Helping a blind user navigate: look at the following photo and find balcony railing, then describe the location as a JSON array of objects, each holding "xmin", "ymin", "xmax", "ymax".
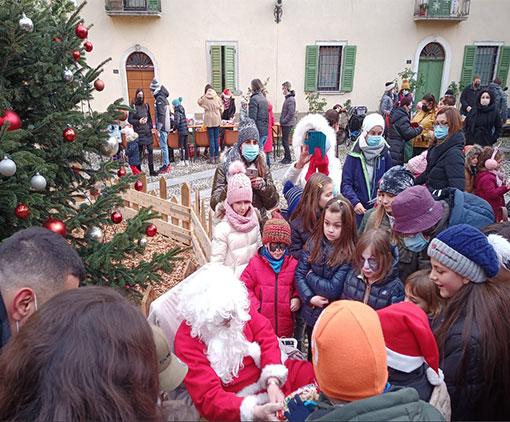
[
  {"xmin": 105, "ymin": 0, "xmax": 161, "ymax": 16},
  {"xmin": 414, "ymin": 0, "xmax": 470, "ymax": 21}
]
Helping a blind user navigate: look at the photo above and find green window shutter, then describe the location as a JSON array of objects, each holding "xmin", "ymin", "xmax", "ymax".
[
  {"xmin": 460, "ymin": 45, "xmax": 476, "ymax": 90},
  {"xmin": 147, "ymin": 0, "xmax": 160, "ymax": 12},
  {"xmin": 496, "ymin": 46, "xmax": 510, "ymax": 88},
  {"xmin": 341, "ymin": 45, "xmax": 357, "ymax": 92},
  {"xmin": 304, "ymin": 45, "xmax": 318, "ymax": 92},
  {"xmin": 210, "ymin": 46, "xmax": 222, "ymax": 94},
  {"xmin": 224, "ymin": 46, "xmax": 236, "ymax": 91}
]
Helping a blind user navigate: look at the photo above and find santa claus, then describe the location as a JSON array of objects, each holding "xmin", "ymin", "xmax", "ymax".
[{"xmin": 174, "ymin": 264, "xmax": 315, "ymax": 421}]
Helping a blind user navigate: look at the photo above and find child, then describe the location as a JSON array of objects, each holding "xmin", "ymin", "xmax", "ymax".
[
  {"xmin": 172, "ymin": 97, "xmax": 190, "ymax": 166},
  {"xmin": 121, "ymin": 125, "xmax": 141, "ymax": 175},
  {"xmin": 240, "ymin": 218, "xmax": 300, "ymax": 338},
  {"xmin": 342, "ymin": 228, "xmax": 404, "ymax": 310},
  {"xmin": 474, "ymin": 146, "xmax": 510, "ymax": 222},
  {"xmin": 405, "ymin": 150, "xmax": 427, "ymax": 178},
  {"xmin": 289, "ymin": 173, "xmax": 333, "ymax": 260},
  {"xmin": 282, "ymin": 181, "xmax": 303, "ymax": 221},
  {"xmin": 464, "ymin": 144, "xmax": 482, "ymax": 193},
  {"xmin": 295, "ymin": 196, "xmax": 356, "ymax": 360},
  {"xmin": 405, "ymin": 269, "xmax": 443, "ymax": 324},
  {"xmin": 377, "ymin": 302, "xmax": 451, "ymax": 419},
  {"xmin": 210, "ymin": 161, "xmax": 261, "ymax": 277}
]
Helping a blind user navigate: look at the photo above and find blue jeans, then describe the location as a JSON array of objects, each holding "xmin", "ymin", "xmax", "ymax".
[
  {"xmin": 259, "ymin": 134, "xmax": 268, "ymax": 151},
  {"xmin": 207, "ymin": 126, "xmax": 220, "ymax": 158},
  {"xmin": 159, "ymin": 130, "xmax": 169, "ymax": 166}
]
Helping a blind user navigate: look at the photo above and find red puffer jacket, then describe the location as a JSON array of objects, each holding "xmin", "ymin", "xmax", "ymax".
[
  {"xmin": 474, "ymin": 170, "xmax": 510, "ymax": 222},
  {"xmin": 240, "ymin": 251, "xmax": 299, "ymax": 338}
]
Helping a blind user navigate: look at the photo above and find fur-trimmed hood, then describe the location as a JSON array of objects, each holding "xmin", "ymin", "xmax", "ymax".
[{"xmin": 292, "ymin": 113, "xmax": 337, "ymax": 160}]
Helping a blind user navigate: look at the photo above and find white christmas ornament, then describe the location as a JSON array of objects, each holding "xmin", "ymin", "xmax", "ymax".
[
  {"xmin": 0, "ymin": 157, "xmax": 16, "ymax": 177},
  {"xmin": 86, "ymin": 226, "xmax": 104, "ymax": 242},
  {"xmin": 63, "ymin": 68, "xmax": 74, "ymax": 82},
  {"xmin": 138, "ymin": 235, "xmax": 148, "ymax": 248},
  {"xmin": 19, "ymin": 13, "xmax": 34, "ymax": 32},
  {"xmin": 31, "ymin": 172, "xmax": 47, "ymax": 191},
  {"xmin": 101, "ymin": 136, "xmax": 119, "ymax": 157}
]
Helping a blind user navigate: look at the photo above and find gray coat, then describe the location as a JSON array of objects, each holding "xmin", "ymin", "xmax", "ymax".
[
  {"xmin": 248, "ymin": 92, "xmax": 269, "ymax": 137},
  {"xmin": 489, "ymin": 82, "xmax": 508, "ymax": 124},
  {"xmin": 280, "ymin": 91, "xmax": 297, "ymax": 126}
]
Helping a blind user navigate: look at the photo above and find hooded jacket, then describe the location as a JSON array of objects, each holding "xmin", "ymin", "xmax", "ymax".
[
  {"xmin": 465, "ymin": 91, "xmax": 502, "ymax": 146},
  {"xmin": 173, "ymin": 104, "xmax": 188, "ymax": 135},
  {"xmin": 415, "ymin": 131, "xmax": 465, "ymax": 191},
  {"xmin": 387, "ymin": 106, "xmax": 423, "ymax": 165},
  {"xmin": 248, "ymin": 91, "xmax": 269, "ymax": 137},
  {"xmin": 128, "ymin": 100, "xmax": 153, "ymax": 145},
  {"xmin": 280, "ymin": 91, "xmax": 297, "ymax": 126},
  {"xmin": 154, "ymin": 86, "xmax": 171, "ymax": 132},
  {"xmin": 474, "ymin": 170, "xmax": 510, "ymax": 222},
  {"xmin": 198, "ymin": 89, "xmax": 224, "ymax": 127}
]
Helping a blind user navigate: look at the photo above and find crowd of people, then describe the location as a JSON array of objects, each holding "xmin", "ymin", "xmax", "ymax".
[{"xmin": 1, "ymin": 74, "xmax": 510, "ymax": 422}]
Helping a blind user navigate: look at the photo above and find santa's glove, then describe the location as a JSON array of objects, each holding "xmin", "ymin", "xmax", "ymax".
[{"xmin": 284, "ymin": 396, "xmax": 314, "ymax": 422}]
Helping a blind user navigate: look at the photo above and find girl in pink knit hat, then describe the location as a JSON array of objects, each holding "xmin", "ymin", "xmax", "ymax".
[{"xmin": 210, "ymin": 161, "xmax": 262, "ymax": 277}]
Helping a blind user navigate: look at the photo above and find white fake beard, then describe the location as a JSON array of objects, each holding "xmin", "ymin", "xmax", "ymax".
[{"xmin": 202, "ymin": 317, "xmax": 251, "ymax": 384}]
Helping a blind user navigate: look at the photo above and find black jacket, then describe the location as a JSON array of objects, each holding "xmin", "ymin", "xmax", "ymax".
[
  {"xmin": 173, "ymin": 104, "xmax": 188, "ymax": 135},
  {"xmin": 289, "ymin": 214, "xmax": 317, "ymax": 260},
  {"xmin": 341, "ymin": 247, "xmax": 404, "ymax": 310},
  {"xmin": 154, "ymin": 86, "xmax": 171, "ymax": 132},
  {"xmin": 415, "ymin": 131, "xmax": 465, "ymax": 191},
  {"xmin": 221, "ymin": 98, "xmax": 236, "ymax": 121},
  {"xmin": 128, "ymin": 102, "xmax": 153, "ymax": 145},
  {"xmin": 295, "ymin": 237, "xmax": 351, "ymax": 326},
  {"xmin": 387, "ymin": 107, "xmax": 423, "ymax": 165},
  {"xmin": 388, "ymin": 365, "xmax": 433, "ymax": 403},
  {"xmin": 464, "ymin": 103, "xmax": 502, "ymax": 146},
  {"xmin": 248, "ymin": 92, "xmax": 269, "ymax": 137},
  {"xmin": 460, "ymin": 84, "xmax": 479, "ymax": 116},
  {"xmin": 280, "ymin": 91, "xmax": 297, "ymax": 126}
]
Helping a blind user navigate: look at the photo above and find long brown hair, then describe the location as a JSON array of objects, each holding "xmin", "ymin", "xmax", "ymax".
[
  {"xmin": 291, "ymin": 173, "xmax": 333, "ymax": 234},
  {"xmin": 354, "ymin": 229, "xmax": 393, "ymax": 283},
  {"xmin": 308, "ymin": 196, "xmax": 357, "ymax": 267},
  {"xmin": 436, "ymin": 106, "xmax": 462, "ymax": 140},
  {"xmin": 0, "ymin": 287, "xmax": 160, "ymax": 421},
  {"xmin": 477, "ymin": 145, "xmax": 504, "ymax": 171},
  {"xmin": 435, "ymin": 281, "xmax": 510, "ymax": 398},
  {"xmin": 405, "ymin": 269, "xmax": 443, "ymax": 318}
]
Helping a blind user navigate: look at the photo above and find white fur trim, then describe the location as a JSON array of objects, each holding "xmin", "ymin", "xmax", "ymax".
[
  {"xmin": 291, "ymin": 114, "xmax": 337, "ymax": 160},
  {"xmin": 426, "ymin": 367, "xmax": 443, "ymax": 386},
  {"xmin": 236, "ymin": 382, "xmax": 262, "ymax": 397},
  {"xmin": 248, "ymin": 342, "xmax": 261, "ymax": 368},
  {"xmin": 240, "ymin": 395, "xmax": 258, "ymax": 421},
  {"xmin": 386, "ymin": 347, "xmax": 424, "ymax": 373},
  {"xmin": 487, "ymin": 234, "xmax": 510, "ymax": 267},
  {"xmin": 259, "ymin": 364, "xmax": 288, "ymax": 388}
]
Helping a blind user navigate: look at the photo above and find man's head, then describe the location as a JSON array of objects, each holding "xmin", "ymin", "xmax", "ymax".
[
  {"xmin": 282, "ymin": 81, "xmax": 291, "ymax": 96},
  {"xmin": 473, "ymin": 75, "xmax": 481, "ymax": 89},
  {"xmin": 0, "ymin": 227, "xmax": 84, "ymax": 336}
]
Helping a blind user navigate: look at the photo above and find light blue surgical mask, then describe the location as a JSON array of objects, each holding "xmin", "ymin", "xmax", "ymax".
[
  {"xmin": 367, "ymin": 135, "xmax": 383, "ymax": 147},
  {"xmin": 434, "ymin": 125, "xmax": 449, "ymax": 140},
  {"xmin": 403, "ymin": 233, "xmax": 428, "ymax": 252},
  {"xmin": 241, "ymin": 144, "xmax": 259, "ymax": 162}
]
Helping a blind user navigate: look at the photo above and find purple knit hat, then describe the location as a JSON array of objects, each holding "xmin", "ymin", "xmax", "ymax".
[{"xmin": 392, "ymin": 186, "xmax": 444, "ymax": 235}]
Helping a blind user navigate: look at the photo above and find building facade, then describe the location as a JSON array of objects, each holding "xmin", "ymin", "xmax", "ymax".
[{"xmin": 82, "ymin": 0, "xmax": 510, "ymax": 115}]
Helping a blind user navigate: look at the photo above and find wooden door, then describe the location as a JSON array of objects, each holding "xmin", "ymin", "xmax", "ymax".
[
  {"xmin": 126, "ymin": 52, "xmax": 155, "ymax": 121},
  {"xmin": 416, "ymin": 43, "xmax": 445, "ymax": 103}
]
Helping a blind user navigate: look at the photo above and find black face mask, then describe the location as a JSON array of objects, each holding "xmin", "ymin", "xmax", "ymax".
[
  {"xmin": 135, "ymin": 96, "xmax": 144, "ymax": 105},
  {"xmin": 474, "ymin": 82, "xmax": 481, "ymax": 89},
  {"xmin": 422, "ymin": 105, "xmax": 429, "ymax": 113}
]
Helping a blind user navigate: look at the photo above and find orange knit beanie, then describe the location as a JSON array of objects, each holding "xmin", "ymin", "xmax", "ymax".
[{"xmin": 311, "ymin": 300, "xmax": 388, "ymax": 402}]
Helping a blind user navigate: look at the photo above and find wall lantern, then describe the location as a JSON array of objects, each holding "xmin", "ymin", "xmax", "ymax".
[{"xmin": 274, "ymin": 0, "xmax": 283, "ymax": 23}]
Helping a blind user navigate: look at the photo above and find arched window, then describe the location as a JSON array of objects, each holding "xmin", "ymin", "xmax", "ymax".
[
  {"xmin": 125, "ymin": 51, "xmax": 155, "ymax": 116},
  {"xmin": 126, "ymin": 52, "xmax": 154, "ymax": 69},
  {"xmin": 420, "ymin": 42, "xmax": 445, "ymax": 60}
]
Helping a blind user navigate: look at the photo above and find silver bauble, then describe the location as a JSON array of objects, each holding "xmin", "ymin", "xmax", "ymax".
[
  {"xmin": 138, "ymin": 235, "xmax": 148, "ymax": 248},
  {"xmin": 19, "ymin": 13, "xmax": 34, "ymax": 32},
  {"xmin": 0, "ymin": 157, "xmax": 16, "ymax": 177},
  {"xmin": 85, "ymin": 226, "xmax": 104, "ymax": 242},
  {"xmin": 30, "ymin": 172, "xmax": 47, "ymax": 191},
  {"xmin": 101, "ymin": 136, "xmax": 119, "ymax": 157},
  {"xmin": 63, "ymin": 68, "xmax": 74, "ymax": 82}
]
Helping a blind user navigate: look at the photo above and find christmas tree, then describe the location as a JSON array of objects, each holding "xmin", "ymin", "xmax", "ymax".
[{"xmin": 0, "ymin": 0, "xmax": 180, "ymax": 291}]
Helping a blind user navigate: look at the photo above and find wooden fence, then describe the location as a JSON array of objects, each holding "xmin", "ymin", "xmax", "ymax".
[{"xmin": 120, "ymin": 175, "xmax": 213, "ymax": 266}]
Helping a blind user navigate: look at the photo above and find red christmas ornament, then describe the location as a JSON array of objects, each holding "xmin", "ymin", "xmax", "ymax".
[
  {"xmin": 134, "ymin": 180, "xmax": 144, "ymax": 191},
  {"xmin": 43, "ymin": 218, "xmax": 67, "ymax": 237},
  {"xmin": 72, "ymin": 50, "xmax": 81, "ymax": 61},
  {"xmin": 75, "ymin": 23, "xmax": 88, "ymax": 39},
  {"xmin": 83, "ymin": 40, "xmax": 93, "ymax": 52},
  {"xmin": 15, "ymin": 203, "xmax": 30, "ymax": 219},
  {"xmin": 145, "ymin": 223, "xmax": 157, "ymax": 237},
  {"xmin": 94, "ymin": 79, "xmax": 105, "ymax": 91},
  {"xmin": 0, "ymin": 110, "xmax": 22, "ymax": 131},
  {"xmin": 117, "ymin": 167, "xmax": 126, "ymax": 177},
  {"xmin": 111, "ymin": 211, "xmax": 123, "ymax": 224},
  {"xmin": 63, "ymin": 127, "xmax": 76, "ymax": 142}
]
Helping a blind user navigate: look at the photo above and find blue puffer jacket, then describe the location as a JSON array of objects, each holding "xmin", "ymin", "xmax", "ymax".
[
  {"xmin": 341, "ymin": 247, "xmax": 404, "ymax": 310},
  {"xmin": 432, "ymin": 188, "xmax": 495, "ymax": 228},
  {"xmin": 289, "ymin": 215, "xmax": 314, "ymax": 260},
  {"xmin": 295, "ymin": 237, "xmax": 352, "ymax": 327},
  {"xmin": 341, "ymin": 141, "xmax": 393, "ymax": 225}
]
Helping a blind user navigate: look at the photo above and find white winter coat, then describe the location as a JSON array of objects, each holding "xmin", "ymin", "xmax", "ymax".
[
  {"xmin": 283, "ymin": 113, "xmax": 342, "ymax": 193},
  {"xmin": 210, "ymin": 203, "xmax": 262, "ymax": 278}
]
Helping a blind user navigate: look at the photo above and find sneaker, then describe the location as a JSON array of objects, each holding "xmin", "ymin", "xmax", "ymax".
[
  {"xmin": 158, "ymin": 165, "xmax": 167, "ymax": 173},
  {"xmin": 280, "ymin": 158, "xmax": 292, "ymax": 164},
  {"xmin": 185, "ymin": 160, "xmax": 191, "ymax": 166},
  {"xmin": 160, "ymin": 165, "xmax": 172, "ymax": 174},
  {"xmin": 149, "ymin": 170, "xmax": 159, "ymax": 177},
  {"xmin": 176, "ymin": 161, "xmax": 186, "ymax": 167}
]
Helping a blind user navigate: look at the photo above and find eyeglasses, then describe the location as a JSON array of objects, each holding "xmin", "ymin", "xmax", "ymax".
[{"xmin": 269, "ymin": 243, "xmax": 287, "ymax": 252}]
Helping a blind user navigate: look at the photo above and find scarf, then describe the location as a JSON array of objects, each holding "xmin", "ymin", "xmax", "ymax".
[
  {"xmin": 262, "ymin": 246, "xmax": 286, "ymax": 274},
  {"xmin": 224, "ymin": 201, "xmax": 258, "ymax": 233},
  {"xmin": 358, "ymin": 134, "xmax": 385, "ymax": 183},
  {"xmin": 223, "ymin": 97, "xmax": 232, "ymax": 110}
]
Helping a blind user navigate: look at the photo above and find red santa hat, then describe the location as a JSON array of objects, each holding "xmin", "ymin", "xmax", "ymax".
[{"xmin": 377, "ymin": 302, "xmax": 439, "ymax": 375}]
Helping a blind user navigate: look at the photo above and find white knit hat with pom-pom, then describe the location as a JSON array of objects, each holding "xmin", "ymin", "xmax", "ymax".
[{"xmin": 226, "ymin": 161, "xmax": 253, "ymax": 205}]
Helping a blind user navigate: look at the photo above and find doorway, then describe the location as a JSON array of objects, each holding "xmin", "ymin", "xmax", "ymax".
[
  {"xmin": 416, "ymin": 42, "xmax": 445, "ymax": 103},
  {"xmin": 125, "ymin": 52, "xmax": 155, "ymax": 119}
]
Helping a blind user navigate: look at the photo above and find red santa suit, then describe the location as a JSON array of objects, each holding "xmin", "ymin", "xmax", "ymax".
[{"xmin": 174, "ymin": 308, "xmax": 315, "ymax": 421}]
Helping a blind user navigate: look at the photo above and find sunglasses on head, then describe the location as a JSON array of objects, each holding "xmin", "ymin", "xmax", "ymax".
[{"xmin": 269, "ymin": 243, "xmax": 287, "ymax": 252}]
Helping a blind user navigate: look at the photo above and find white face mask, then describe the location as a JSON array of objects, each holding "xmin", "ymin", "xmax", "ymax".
[{"xmin": 480, "ymin": 98, "xmax": 490, "ymax": 106}]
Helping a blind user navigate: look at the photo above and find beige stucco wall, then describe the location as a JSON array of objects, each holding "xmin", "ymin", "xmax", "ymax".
[{"xmin": 82, "ymin": 0, "xmax": 510, "ymax": 114}]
